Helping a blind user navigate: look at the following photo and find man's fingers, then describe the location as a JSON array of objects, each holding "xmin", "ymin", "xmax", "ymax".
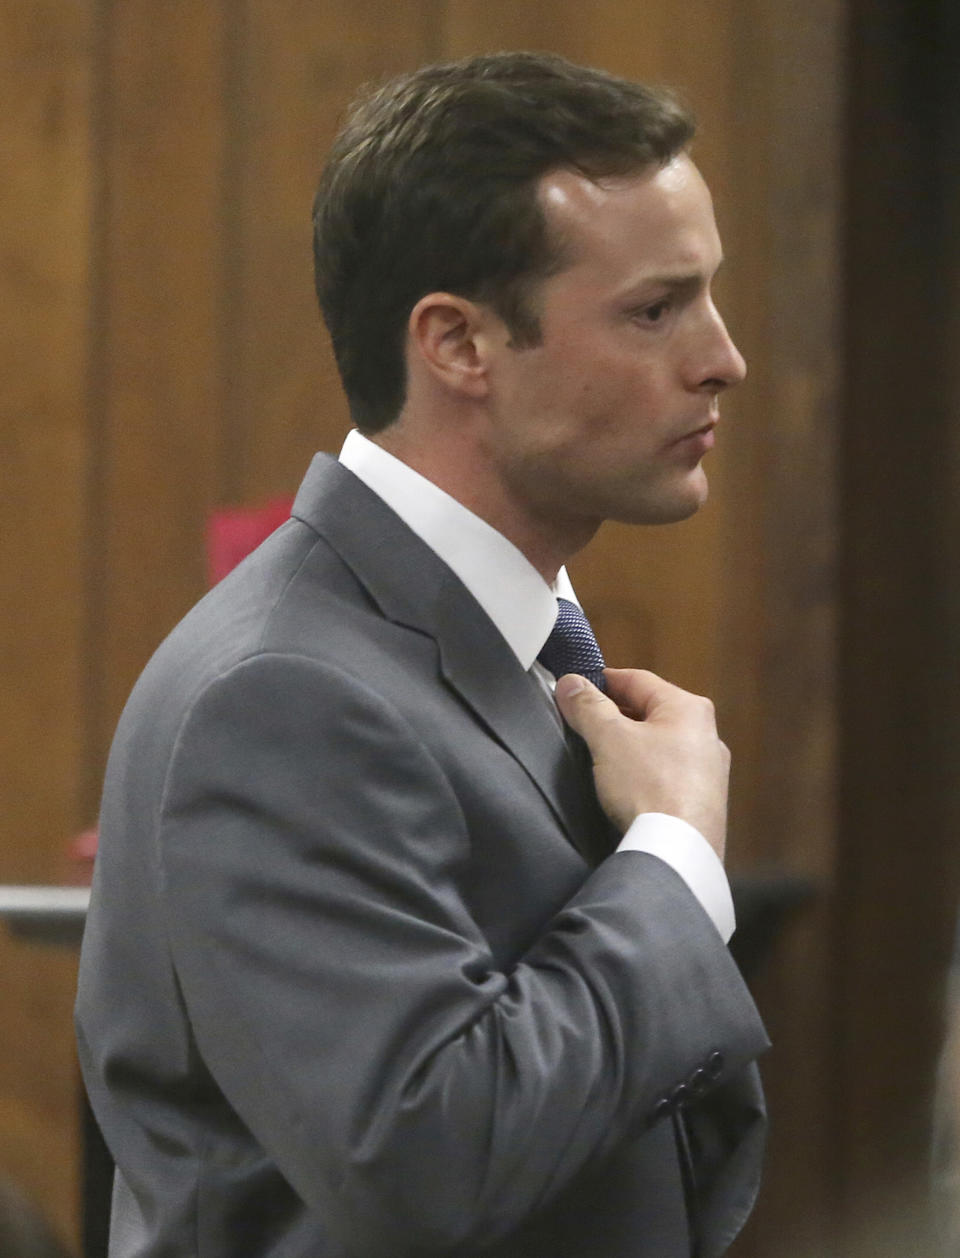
[
  {"xmin": 555, "ymin": 669, "xmax": 675, "ymax": 734},
  {"xmin": 554, "ymin": 669, "xmax": 729, "ymax": 852},
  {"xmin": 604, "ymin": 667, "xmax": 717, "ymax": 726},
  {"xmin": 554, "ymin": 668, "xmax": 719, "ymax": 742},
  {"xmin": 602, "ymin": 668, "xmax": 668, "ymax": 719}
]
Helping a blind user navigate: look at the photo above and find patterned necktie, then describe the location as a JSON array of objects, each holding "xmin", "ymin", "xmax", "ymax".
[{"xmin": 537, "ymin": 597, "xmax": 607, "ymax": 693}]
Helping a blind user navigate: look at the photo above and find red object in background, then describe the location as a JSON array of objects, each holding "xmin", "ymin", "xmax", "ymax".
[
  {"xmin": 69, "ymin": 496, "xmax": 296, "ymax": 880},
  {"xmin": 66, "ymin": 827, "xmax": 100, "ymax": 886},
  {"xmin": 205, "ymin": 496, "xmax": 295, "ymax": 586}
]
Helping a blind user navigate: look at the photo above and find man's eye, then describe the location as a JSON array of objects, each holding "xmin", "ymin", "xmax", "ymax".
[{"xmin": 643, "ymin": 301, "xmax": 670, "ymax": 322}]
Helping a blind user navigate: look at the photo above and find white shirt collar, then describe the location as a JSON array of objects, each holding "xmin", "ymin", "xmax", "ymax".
[{"xmin": 338, "ymin": 429, "xmax": 576, "ymax": 669}]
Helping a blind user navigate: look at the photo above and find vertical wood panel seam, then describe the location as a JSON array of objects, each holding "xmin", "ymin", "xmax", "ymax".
[
  {"xmin": 81, "ymin": 0, "xmax": 113, "ymax": 819},
  {"xmin": 219, "ymin": 0, "xmax": 247, "ymax": 506},
  {"xmin": 219, "ymin": 0, "xmax": 248, "ymax": 507}
]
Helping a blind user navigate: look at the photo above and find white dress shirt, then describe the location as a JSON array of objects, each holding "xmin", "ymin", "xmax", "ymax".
[{"xmin": 338, "ymin": 429, "xmax": 735, "ymax": 942}]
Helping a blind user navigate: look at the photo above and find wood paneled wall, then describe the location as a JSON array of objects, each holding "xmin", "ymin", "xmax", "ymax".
[
  {"xmin": 17, "ymin": 3, "xmax": 956, "ymax": 1256},
  {"xmin": 1, "ymin": 4, "xmax": 93, "ymax": 1251}
]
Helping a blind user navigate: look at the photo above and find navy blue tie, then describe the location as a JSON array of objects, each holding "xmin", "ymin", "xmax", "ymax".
[{"xmin": 537, "ymin": 597, "xmax": 607, "ymax": 692}]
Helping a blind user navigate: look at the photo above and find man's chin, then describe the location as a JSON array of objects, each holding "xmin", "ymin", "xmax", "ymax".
[{"xmin": 613, "ymin": 474, "xmax": 709, "ymax": 526}]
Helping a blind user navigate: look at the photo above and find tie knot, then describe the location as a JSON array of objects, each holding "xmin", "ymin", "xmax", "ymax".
[{"xmin": 537, "ymin": 597, "xmax": 606, "ymax": 692}]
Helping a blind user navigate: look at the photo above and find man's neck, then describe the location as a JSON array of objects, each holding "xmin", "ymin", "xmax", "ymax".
[{"xmin": 369, "ymin": 428, "xmax": 597, "ymax": 584}]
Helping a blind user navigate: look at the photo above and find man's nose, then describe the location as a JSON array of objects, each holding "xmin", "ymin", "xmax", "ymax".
[{"xmin": 698, "ymin": 306, "xmax": 747, "ymax": 392}]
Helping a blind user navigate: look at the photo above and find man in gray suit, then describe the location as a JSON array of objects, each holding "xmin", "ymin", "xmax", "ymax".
[{"xmin": 77, "ymin": 52, "xmax": 769, "ymax": 1258}]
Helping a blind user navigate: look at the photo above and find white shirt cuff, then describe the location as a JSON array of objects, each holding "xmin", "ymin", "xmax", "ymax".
[{"xmin": 616, "ymin": 813, "xmax": 736, "ymax": 943}]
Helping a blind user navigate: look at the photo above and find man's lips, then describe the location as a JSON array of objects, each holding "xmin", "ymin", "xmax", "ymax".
[{"xmin": 670, "ymin": 419, "xmax": 718, "ymax": 449}]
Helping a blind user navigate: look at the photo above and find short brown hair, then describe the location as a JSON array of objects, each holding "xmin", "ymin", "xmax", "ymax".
[{"xmin": 312, "ymin": 51, "xmax": 695, "ymax": 433}]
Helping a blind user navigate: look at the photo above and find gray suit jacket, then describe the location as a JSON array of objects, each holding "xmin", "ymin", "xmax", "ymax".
[{"xmin": 76, "ymin": 454, "xmax": 769, "ymax": 1258}]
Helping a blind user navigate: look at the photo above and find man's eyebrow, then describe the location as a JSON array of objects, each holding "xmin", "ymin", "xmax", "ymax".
[
  {"xmin": 617, "ymin": 274, "xmax": 701, "ymax": 302},
  {"xmin": 618, "ymin": 259, "xmax": 725, "ymax": 300}
]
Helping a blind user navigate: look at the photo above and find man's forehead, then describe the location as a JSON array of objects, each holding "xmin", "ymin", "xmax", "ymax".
[
  {"xmin": 539, "ymin": 168, "xmax": 625, "ymax": 216},
  {"xmin": 537, "ymin": 154, "xmax": 704, "ymax": 220},
  {"xmin": 536, "ymin": 155, "xmax": 718, "ymax": 277}
]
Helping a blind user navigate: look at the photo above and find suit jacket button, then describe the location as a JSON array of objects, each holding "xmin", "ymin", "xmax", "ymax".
[
  {"xmin": 650, "ymin": 1096, "xmax": 673, "ymax": 1123},
  {"xmin": 707, "ymin": 1050, "xmax": 725, "ymax": 1079},
  {"xmin": 670, "ymin": 1082, "xmax": 689, "ymax": 1108},
  {"xmin": 687, "ymin": 1066, "xmax": 710, "ymax": 1098}
]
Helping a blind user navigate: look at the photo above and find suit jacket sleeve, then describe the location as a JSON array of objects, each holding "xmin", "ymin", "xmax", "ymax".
[{"xmin": 157, "ymin": 650, "xmax": 767, "ymax": 1256}]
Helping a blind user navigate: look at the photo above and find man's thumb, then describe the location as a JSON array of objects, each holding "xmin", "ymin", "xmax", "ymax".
[{"xmin": 554, "ymin": 673, "xmax": 613, "ymax": 737}]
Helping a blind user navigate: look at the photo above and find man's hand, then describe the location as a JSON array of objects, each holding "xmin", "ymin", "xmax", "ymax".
[{"xmin": 554, "ymin": 667, "xmax": 729, "ymax": 860}]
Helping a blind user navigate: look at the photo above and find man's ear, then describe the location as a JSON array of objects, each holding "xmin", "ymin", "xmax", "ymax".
[{"xmin": 407, "ymin": 293, "xmax": 493, "ymax": 401}]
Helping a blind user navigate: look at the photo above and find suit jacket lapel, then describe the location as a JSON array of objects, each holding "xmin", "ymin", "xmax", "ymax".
[
  {"xmin": 433, "ymin": 580, "xmax": 617, "ymax": 865},
  {"xmin": 292, "ymin": 453, "xmax": 610, "ymax": 863}
]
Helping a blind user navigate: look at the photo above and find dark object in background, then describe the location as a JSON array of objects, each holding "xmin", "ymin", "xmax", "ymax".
[{"xmin": 728, "ymin": 872, "xmax": 817, "ymax": 983}]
